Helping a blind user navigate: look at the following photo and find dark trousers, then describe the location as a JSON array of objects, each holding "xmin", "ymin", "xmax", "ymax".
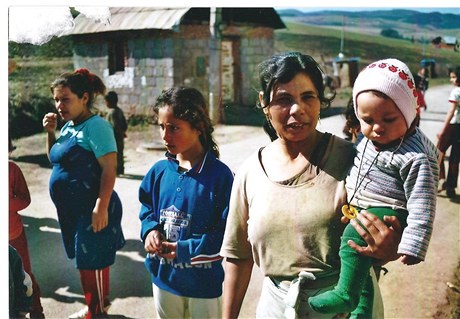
[
  {"xmin": 438, "ymin": 123, "xmax": 460, "ymax": 189},
  {"xmin": 10, "ymin": 230, "xmax": 44, "ymax": 317}
]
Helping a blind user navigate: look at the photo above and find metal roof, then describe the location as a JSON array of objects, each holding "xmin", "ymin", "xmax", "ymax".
[
  {"xmin": 65, "ymin": 7, "xmax": 285, "ymax": 35},
  {"xmin": 67, "ymin": 7, "xmax": 191, "ymax": 35}
]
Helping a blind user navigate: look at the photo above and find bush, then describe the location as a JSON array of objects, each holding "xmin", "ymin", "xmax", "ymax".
[
  {"xmin": 9, "ymin": 36, "xmax": 73, "ymax": 58},
  {"xmin": 8, "ymin": 92, "xmax": 56, "ymax": 138},
  {"xmin": 380, "ymin": 28, "xmax": 402, "ymax": 39}
]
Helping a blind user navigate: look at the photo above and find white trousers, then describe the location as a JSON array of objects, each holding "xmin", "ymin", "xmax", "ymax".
[
  {"xmin": 256, "ymin": 270, "xmax": 383, "ymax": 319},
  {"xmin": 152, "ymin": 284, "xmax": 221, "ymax": 319}
]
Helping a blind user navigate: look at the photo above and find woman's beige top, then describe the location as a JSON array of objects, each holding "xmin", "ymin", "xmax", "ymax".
[{"xmin": 220, "ymin": 134, "xmax": 355, "ymax": 277}]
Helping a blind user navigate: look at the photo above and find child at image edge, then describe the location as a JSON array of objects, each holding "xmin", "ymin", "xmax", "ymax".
[
  {"xmin": 437, "ymin": 66, "xmax": 460, "ymax": 198},
  {"xmin": 309, "ymin": 58, "xmax": 439, "ymax": 317},
  {"xmin": 138, "ymin": 87, "xmax": 234, "ymax": 318},
  {"xmin": 9, "ymin": 138, "xmax": 45, "ymax": 318}
]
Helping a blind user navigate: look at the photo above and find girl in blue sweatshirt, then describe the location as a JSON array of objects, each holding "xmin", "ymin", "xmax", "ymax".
[{"xmin": 139, "ymin": 87, "xmax": 234, "ymax": 318}]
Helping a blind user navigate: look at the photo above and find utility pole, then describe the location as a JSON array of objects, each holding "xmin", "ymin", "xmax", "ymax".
[
  {"xmin": 209, "ymin": 7, "xmax": 222, "ymax": 124},
  {"xmin": 338, "ymin": 15, "xmax": 345, "ymax": 59}
]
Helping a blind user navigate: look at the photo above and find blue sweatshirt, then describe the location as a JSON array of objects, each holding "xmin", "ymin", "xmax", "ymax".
[{"xmin": 139, "ymin": 151, "xmax": 234, "ymax": 298}]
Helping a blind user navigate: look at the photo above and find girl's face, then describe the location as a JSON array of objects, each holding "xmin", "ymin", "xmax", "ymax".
[
  {"xmin": 356, "ymin": 92, "xmax": 408, "ymax": 146},
  {"xmin": 53, "ymin": 85, "xmax": 90, "ymax": 124},
  {"xmin": 449, "ymin": 72, "xmax": 459, "ymax": 87},
  {"xmin": 158, "ymin": 105, "xmax": 202, "ymax": 156},
  {"xmin": 263, "ymin": 72, "xmax": 321, "ymax": 142}
]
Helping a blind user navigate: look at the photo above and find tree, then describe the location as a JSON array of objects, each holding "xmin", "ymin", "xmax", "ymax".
[
  {"xmin": 431, "ymin": 36, "xmax": 442, "ymax": 47},
  {"xmin": 380, "ymin": 28, "xmax": 401, "ymax": 39}
]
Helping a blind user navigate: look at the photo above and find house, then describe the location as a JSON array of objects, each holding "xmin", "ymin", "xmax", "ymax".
[
  {"xmin": 443, "ymin": 36, "xmax": 459, "ymax": 51},
  {"xmin": 65, "ymin": 7, "xmax": 285, "ymax": 120}
]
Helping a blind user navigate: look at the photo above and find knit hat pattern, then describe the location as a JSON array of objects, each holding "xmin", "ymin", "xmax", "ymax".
[{"xmin": 352, "ymin": 58, "xmax": 419, "ymax": 127}]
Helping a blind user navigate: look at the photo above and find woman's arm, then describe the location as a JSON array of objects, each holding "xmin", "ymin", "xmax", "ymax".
[
  {"xmin": 222, "ymin": 257, "xmax": 254, "ymax": 319},
  {"xmin": 42, "ymin": 112, "xmax": 57, "ymax": 159},
  {"xmin": 92, "ymin": 152, "xmax": 117, "ymax": 232},
  {"xmin": 348, "ymin": 211, "xmax": 403, "ymax": 263}
]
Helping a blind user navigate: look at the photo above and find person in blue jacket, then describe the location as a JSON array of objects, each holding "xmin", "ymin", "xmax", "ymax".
[{"xmin": 139, "ymin": 87, "xmax": 234, "ymax": 318}]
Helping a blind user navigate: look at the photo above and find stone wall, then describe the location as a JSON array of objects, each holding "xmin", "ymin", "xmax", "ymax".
[
  {"xmin": 238, "ymin": 27, "xmax": 274, "ymax": 106},
  {"xmin": 71, "ymin": 25, "xmax": 275, "ymax": 118}
]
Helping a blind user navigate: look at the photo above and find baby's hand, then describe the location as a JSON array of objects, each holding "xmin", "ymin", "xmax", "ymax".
[
  {"xmin": 401, "ymin": 254, "xmax": 422, "ymax": 265},
  {"xmin": 340, "ymin": 215, "xmax": 351, "ymax": 224}
]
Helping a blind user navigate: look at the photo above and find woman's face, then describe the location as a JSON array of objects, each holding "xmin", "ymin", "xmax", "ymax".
[
  {"xmin": 263, "ymin": 72, "xmax": 321, "ymax": 142},
  {"xmin": 53, "ymin": 85, "xmax": 90, "ymax": 124},
  {"xmin": 158, "ymin": 105, "xmax": 202, "ymax": 156}
]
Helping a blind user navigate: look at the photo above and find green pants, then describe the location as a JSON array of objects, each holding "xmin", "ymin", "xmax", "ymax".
[{"xmin": 308, "ymin": 207, "xmax": 407, "ymax": 318}]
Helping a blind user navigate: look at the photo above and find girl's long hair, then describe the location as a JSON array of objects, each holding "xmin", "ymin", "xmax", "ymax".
[{"xmin": 154, "ymin": 87, "xmax": 220, "ymax": 158}]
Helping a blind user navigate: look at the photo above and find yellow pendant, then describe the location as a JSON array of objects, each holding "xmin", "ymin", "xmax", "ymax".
[{"xmin": 342, "ymin": 204, "xmax": 358, "ymax": 219}]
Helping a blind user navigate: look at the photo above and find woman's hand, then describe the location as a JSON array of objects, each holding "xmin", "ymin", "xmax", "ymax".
[
  {"xmin": 347, "ymin": 210, "xmax": 403, "ymax": 263},
  {"xmin": 43, "ymin": 112, "xmax": 57, "ymax": 133},
  {"xmin": 92, "ymin": 208, "xmax": 108, "ymax": 232}
]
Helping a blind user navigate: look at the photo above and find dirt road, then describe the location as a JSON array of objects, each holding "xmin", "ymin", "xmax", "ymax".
[{"xmin": 5, "ymin": 85, "xmax": 459, "ymax": 318}]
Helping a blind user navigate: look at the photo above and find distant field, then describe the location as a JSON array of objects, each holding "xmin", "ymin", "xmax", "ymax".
[{"xmin": 275, "ymin": 21, "xmax": 460, "ymax": 77}]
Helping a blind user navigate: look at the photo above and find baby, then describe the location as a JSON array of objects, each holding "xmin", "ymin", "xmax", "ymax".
[{"xmin": 309, "ymin": 58, "xmax": 439, "ymax": 317}]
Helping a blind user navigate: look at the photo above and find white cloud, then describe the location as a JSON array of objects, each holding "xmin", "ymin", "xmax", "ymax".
[
  {"xmin": 8, "ymin": 6, "xmax": 74, "ymax": 45},
  {"xmin": 8, "ymin": 6, "xmax": 111, "ymax": 45},
  {"xmin": 75, "ymin": 6, "xmax": 111, "ymax": 25}
]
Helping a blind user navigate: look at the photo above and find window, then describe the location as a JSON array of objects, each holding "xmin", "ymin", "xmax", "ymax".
[{"xmin": 108, "ymin": 40, "xmax": 127, "ymax": 75}]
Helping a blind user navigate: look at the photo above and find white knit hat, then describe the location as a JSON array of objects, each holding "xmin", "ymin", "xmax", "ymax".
[{"xmin": 352, "ymin": 58, "xmax": 419, "ymax": 128}]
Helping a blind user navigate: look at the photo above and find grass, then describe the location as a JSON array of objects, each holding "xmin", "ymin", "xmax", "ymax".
[
  {"xmin": 9, "ymin": 57, "xmax": 74, "ymax": 92},
  {"xmin": 275, "ymin": 21, "xmax": 460, "ymax": 76}
]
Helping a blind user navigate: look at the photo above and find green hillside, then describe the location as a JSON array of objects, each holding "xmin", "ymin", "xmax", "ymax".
[{"xmin": 274, "ymin": 21, "xmax": 460, "ymax": 78}]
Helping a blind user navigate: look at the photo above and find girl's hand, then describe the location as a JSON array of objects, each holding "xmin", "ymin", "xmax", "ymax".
[
  {"xmin": 158, "ymin": 241, "xmax": 177, "ymax": 260},
  {"xmin": 43, "ymin": 112, "xmax": 57, "ymax": 133},
  {"xmin": 144, "ymin": 230, "xmax": 164, "ymax": 255},
  {"xmin": 92, "ymin": 208, "xmax": 108, "ymax": 232},
  {"xmin": 348, "ymin": 211, "xmax": 403, "ymax": 263}
]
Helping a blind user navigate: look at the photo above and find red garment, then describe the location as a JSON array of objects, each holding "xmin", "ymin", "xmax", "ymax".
[
  {"xmin": 9, "ymin": 161, "xmax": 44, "ymax": 317},
  {"xmin": 79, "ymin": 267, "xmax": 110, "ymax": 318},
  {"xmin": 9, "ymin": 161, "xmax": 31, "ymax": 240}
]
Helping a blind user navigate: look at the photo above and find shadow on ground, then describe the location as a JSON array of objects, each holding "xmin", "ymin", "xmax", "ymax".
[
  {"xmin": 12, "ymin": 154, "xmax": 52, "ymax": 169},
  {"xmin": 23, "ymin": 215, "xmax": 152, "ymax": 306}
]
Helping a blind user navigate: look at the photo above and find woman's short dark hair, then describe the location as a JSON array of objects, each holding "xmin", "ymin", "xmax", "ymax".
[{"xmin": 258, "ymin": 51, "xmax": 334, "ymax": 109}]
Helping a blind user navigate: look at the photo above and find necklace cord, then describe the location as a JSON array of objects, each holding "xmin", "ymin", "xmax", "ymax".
[{"xmin": 348, "ymin": 139, "xmax": 380, "ymax": 206}]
